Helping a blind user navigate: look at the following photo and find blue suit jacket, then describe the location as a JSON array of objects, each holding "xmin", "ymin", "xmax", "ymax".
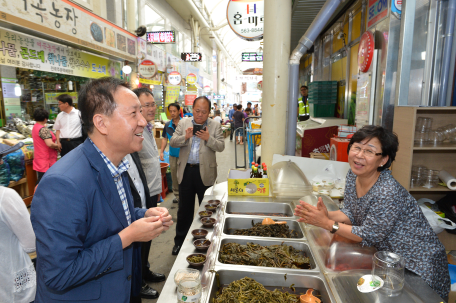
[{"xmin": 31, "ymin": 139, "xmax": 147, "ymax": 302}]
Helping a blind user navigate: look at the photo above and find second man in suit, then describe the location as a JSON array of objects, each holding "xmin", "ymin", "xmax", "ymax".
[{"xmin": 170, "ymin": 96, "xmax": 225, "ymax": 255}]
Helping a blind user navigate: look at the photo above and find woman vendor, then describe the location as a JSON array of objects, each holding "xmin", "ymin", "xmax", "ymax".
[{"xmin": 294, "ymin": 125, "xmax": 450, "ymax": 299}]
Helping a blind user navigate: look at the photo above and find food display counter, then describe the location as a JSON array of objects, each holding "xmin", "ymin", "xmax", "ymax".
[{"xmin": 157, "ymin": 182, "xmax": 445, "ymax": 303}]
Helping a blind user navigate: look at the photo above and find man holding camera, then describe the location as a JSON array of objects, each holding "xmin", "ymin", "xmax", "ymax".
[{"xmin": 169, "ymin": 97, "xmax": 225, "ymax": 255}]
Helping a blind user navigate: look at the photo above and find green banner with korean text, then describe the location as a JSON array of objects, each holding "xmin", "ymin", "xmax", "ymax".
[{"xmin": 0, "ymin": 27, "xmax": 121, "ymax": 79}]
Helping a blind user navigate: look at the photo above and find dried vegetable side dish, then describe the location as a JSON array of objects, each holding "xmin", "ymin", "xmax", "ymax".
[
  {"xmin": 218, "ymin": 242, "xmax": 311, "ymax": 269},
  {"xmin": 230, "ymin": 221, "xmax": 300, "ymax": 238}
]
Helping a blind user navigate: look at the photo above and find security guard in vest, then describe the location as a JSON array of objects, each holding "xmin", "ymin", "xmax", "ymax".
[{"xmin": 298, "ymin": 85, "xmax": 310, "ymax": 121}]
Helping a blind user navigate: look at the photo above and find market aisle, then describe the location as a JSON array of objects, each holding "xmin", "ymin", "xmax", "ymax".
[{"xmin": 144, "ymin": 136, "xmax": 236, "ymax": 302}]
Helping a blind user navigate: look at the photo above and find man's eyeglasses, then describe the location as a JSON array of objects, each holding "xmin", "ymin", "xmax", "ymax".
[
  {"xmin": 143, "ymin": 103, "xmax": 156, "ymax": 108},
  {"xmin": 350, "ymin": 145, "xmax": 383, "ymax": 158}
]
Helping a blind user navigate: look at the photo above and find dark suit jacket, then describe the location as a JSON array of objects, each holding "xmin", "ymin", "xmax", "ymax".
[
  {"xmin": 31, "ymin": 139, "xmax": 146, "ymax": 302},
  {"xmin": 127, "ymin": 152, "xmax": 157, "ymax": 209}
]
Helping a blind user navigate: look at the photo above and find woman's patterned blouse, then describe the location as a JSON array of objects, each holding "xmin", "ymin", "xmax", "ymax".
[{"xmin": 341, "ymin": 169, "xmax": 450, "ymax": 298}]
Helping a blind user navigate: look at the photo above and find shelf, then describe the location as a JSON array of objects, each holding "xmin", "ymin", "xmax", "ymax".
[
  {"xmin": 409, "ymin": 187, "xmax": 452, "ymax": 192},
  {"xmin": 414, "ymin": 142, "xmax": 456, "ymax": 150}
]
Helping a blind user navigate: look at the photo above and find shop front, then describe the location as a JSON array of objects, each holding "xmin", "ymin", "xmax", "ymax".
[{"xmin": 0, "ymin": 1, "xmax": 136, "ymax": 204}]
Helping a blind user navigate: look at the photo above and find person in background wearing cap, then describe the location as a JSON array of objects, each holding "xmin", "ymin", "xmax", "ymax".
[
  {"xmin": 32, "ymin": 108, "xmax": 58, "ymax": 183},
  {"xmin": 0, "ymin": 142, "xmax": 37, "ymax": 303}
]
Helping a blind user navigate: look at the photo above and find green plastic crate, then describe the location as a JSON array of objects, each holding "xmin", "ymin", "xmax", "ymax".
[
  {"xmin": 309, "ymin": 103, "xmax": 336, "ymax": 117},
  {"xmin": 309, "ymin": 81, "xmax": 338, "ymax": 90},
  {"xmin": 308, "ymin": 99, "xmax": 337, "ymax": 104}
]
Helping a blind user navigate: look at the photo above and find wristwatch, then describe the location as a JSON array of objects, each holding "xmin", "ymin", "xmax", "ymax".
[{"xmin": 330, "ymin": 221, "xmax": 340, "ymax": 234}]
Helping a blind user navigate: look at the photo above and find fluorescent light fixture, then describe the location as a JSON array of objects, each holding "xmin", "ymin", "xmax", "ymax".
[
  {"xmin": 421, "ymin": 52, "xmax": 426, "ymax": 60},
  {"xmin": 14, "ymin": 84, "xmax": 21, "ymax": 96},
  {"xmin": 68, "ymin": 81, "xmax": 73, "ymax": 90},
  {"xmin": 122, "ymin": 65, "xmax": 132, "ymax": 74}
]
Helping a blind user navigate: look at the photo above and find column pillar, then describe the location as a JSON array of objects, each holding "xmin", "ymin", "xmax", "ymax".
[
  {"xmin": 127, "ymin": 0, "xmax": 137, "ymax": 33},
  {"xmin": 217, "ymin": 49, "xmax": 222, "ymax": 107},
  {"xmin": 262, "ymin": 0, "xmax": 292, "ymax": 166}
]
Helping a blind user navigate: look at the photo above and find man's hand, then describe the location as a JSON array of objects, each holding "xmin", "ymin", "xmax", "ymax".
[
  {"xmin": 196, "ymin": 128, "xmax": 210, "ymax": 141},
  {"xmin": 118, "ymin": 216, "xmax": 164, "ymax": 248},
  {"xmin": 159, "ymin": 152, "xmax": 164, "ymax": 161},
  {"xmin": 57, "ymin": 142, "xmax": 62, "ymax": 152},
  {"xmin": 185, "ymin": 127, "xmax": 193, "ymax": 140},
  {"xmin": 145, "ymin": 207, "xmax": 174, "ymax": 230}
]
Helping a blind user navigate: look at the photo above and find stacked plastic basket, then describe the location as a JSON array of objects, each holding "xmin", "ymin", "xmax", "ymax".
[{"xmin": 308, "ymin": 81, "xmax": 338, "ymax": 117}]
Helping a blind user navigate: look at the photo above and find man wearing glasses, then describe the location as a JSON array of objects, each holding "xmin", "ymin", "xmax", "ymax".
[
  {"xmin": 131, "ymin": 88, "xmax": 166, "ymax": 296},
  {"xmin": 170, "ymin": 96, "xmax": 225, "ymax": 255}
]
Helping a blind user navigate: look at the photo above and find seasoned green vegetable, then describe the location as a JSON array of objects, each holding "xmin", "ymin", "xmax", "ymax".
[
  {"xmin": 219, "ymin": 242, "xmax": 311, "ymax": 269},
  {"xmin": 187, "ymin": 255, "xmax": 206, "ymax": 263},
  {"xmin": 213, "ymin": 277, "xmax": 299, "ymax": 303},
  {"xmin": 229, "ymin": 221, "xmax": 299, "ymax": 238}
]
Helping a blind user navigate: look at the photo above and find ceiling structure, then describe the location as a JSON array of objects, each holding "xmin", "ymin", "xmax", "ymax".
[{"xmin": 165, "ymin": 0, "xmax": 263, "ymax": 73}]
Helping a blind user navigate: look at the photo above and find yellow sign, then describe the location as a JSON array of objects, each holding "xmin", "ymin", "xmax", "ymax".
[
  {"xmin": 227, "ymin": 169, "xmax": 269, "ymax": 196},
  {"xmin": 165, "ymin": 86, "xmax": 180, "ymax": 106},
  {"xmin": 187, "ymin": 73, "xmax": 197, "ymax": 85},
  {"xmin": 45, "ymin": 92, "xmax": 78, "ymax": 104},
  {"xmin": 139, "ymin": 73, "xmax": 163, "ymax": 85}
]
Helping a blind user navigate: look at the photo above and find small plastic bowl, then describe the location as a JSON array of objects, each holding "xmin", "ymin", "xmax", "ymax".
[
  {"xmin": 198, "ymin": 210, "xmax": 213, "ymax": 218},
  {"xmin": 174, "ymin": 268, "xmax": 200, "ymax": 285},
  {"xmin": 191, "ymin": 228, "xmax": 208, "ymax": 239},
  {"xmin": 201, "ymin": 217, "xmax": 216, "ymax": 227},
  {"xmin": 208, "ymin": 199, "xmax": 221, "ymax": 206},
  {"xmin": 193, "ymin": 239, "xmax": 211, "ymax": 251},
  {"xmin": 186, "ymin": 253, "xmax": 206, "ymax": 267},
  {"xmin": 204, "ymin": 204, "xmax": 217, "ymax": 212}
]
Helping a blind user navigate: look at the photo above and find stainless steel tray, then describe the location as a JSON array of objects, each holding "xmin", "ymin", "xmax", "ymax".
[
  {"xmin": 215, "ymin": 237, "xmax": 319, "ymax": 273},
  {"xmin": 224, "ymin": 201, "xmax": 295, "ymax": 217},
  {"xmin": 205, "ymin": 269, "xmax": 335, "ymax": 303},
  {"xmin": 222, "ymin": 217, "xmax": 305, "ymax": 240}
]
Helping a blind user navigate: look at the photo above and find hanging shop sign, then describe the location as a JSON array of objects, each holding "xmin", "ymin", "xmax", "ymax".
[
  {"xmin": 186, "ymin": 73, "xmax": 197, "ymax": 85},
  {"xmin": 165, "ymin": 86, "xmax": 180, "ymax": 105},
  {"xmin": 168, "ymin": 71, "xmax": 182, "ymax": 85},
  {"xmin": 358, "ymin": 31, "xmax": 375, "ymax": 73},
  {"xmin": 213, "ymin": 95, "xmax": 225, "ymax": 100},
  {"xmin": 234, "ymin": 75, "xmax": 262, "ymax": 82},
  {"xmin": 139, "ymin": 60, "xmax": 157, "ymax": 78},
  {"xmin": 367, "ymin": 0, "xmax": 389, "ymax": 29},
  {"xmin": 45, "ymin": 92, "xmax": 78, "ymax": 104},
  {"xmin": 203, "ymin": 85, "xmax": 211, "ymax": 93},
  {"xmin": 139, "ymin": 73, "xmax": 164, "ymax": 85},
  {"xmin": 0, "ymin": 27, "xmax": 121, "ymax": 79},
  {"xmin": 146, "ymin": 31, "xmax": 176, "ymax": 44},
  {"xmin": 257, "ymin": 81, "xmax": 263, "ymax": 91},
  {"xmin": 0, "ymin": 0, "xmax": 136, "ymax": 61},
  {"xmin": 181, "ymin": 53, "xmax": 202, "ymax": 62},
  {"xmin": 227, "ymin": 0, "xmax": 264, "ymax": 41},
  {"xmin": 242, "ymin": 52, "xmax": 263, "ymax": 62},
  {"xmin": 391, "ymin": 0, "xmax": 402, "ymax": 19},
  {"xmin": 185, "ymin": 94, "xmax": 197, "ymax": 106}
]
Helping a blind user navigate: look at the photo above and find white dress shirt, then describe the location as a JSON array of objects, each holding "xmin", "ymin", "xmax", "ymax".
[
  {"xmin": 54, "ymin": 108, "xmax": 82, "ymax": 139},
  {"xmin": 125, "ymin": 154, "xmax": 147, "ymax": 209}
]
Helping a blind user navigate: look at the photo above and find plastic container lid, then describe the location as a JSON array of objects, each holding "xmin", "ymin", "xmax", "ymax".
[
  {"xmin": 269, "ymin": 161, "xmax": 313, "ymax": 197},
  {"xmin": 299, "ymin": 194, "xmax": 339, "ymax": 212}
]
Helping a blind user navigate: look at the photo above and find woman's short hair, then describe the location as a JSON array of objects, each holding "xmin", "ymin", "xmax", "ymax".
[
  {"xmin": 57, "ymin": 94, "xmax": 73, "ymax": 106},
  {"xmin": 347, "ymin": 125, "xmax": 399, "ymax": 172},
  {"xmin": 33, "ymin": 108, "xmax": 49, "ymax": 122},
  {"xmin": 78, "ymin": 77, "xmax": 129, "ymax": 134},
  {"xmin": 168, "ymin": 103, "xmax": 180, "ymax": 111}
]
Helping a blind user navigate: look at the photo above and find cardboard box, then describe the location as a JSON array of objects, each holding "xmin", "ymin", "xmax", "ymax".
[
  {"xmin": 228, "ymin": 169, "xmax": 269, "ymax": 196},
  {"xmin": 449, "ymin": 291, "xmax": 456, "ymax": 303},
  {"xmin": 330, "ymin": 137, "xmax": 350, "ymax": 162}
]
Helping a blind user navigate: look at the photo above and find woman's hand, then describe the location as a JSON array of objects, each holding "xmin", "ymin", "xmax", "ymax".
[{"xmin": 294, "ymin": 197, "xmax": 332, "ymax": 230}]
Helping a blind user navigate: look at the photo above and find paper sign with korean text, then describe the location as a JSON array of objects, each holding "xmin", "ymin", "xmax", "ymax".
[
  {"xmin": 139, "ymin": 60, "xmax": 157, "ymax": 78},
  {"xmin": 0, "ymin": 27, "xmax": 121, "ymax": 79},
  {"xmin": 227, "ymin": 0, "xmax": 264, "ymax": 41},
  {"xmin": 185, "ymin": 94, "xmax": 197, "ymax": 106},
  {"xmin": 168, "ymin": 71, "xmax": 181, "ymax": 86},
  {"xmin": 165, "ymin": 86, "xmax": 180, "ymax": 106}
]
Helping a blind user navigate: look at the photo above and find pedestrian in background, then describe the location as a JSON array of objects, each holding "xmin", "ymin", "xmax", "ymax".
[
  {"xmin": 233, "ymin": 104, "xmax": 245, "ymax": 145},
  {"xmin": 213, "ymin": 110, "xmax": 222, "ymax": 124},
  {"xmin": 170, "ymin": 96, "xmax": 225, "ymax": 255},
  {"xmin": 126, "ymin": 151, "xmax": 164, "ymax": 301},
  {"xmin": 132, "ymin": 88, "xmax": 162, "ymax": 206},
  {"xmin": 54, "ymin": 94, "xmax": 83, "ymax": 157},
  {"xmin": 32, "ymin": 108, "xmax": 58, "ymax": 183},
  {"xmin": 228, "ymin": 103, "xmax": 237, "ymax": 142},
  {"xmin": 160, "ymin": 103, "xmax": 182, "ymax": 204},
  {"xmin": 0, "ymin": 143, "xmax": 36, "ymax": 303}
]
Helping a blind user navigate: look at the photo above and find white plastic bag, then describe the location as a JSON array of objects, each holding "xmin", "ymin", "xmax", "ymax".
[{"xmin": 418, "ymin": 198, "xmax": 456, "ymax": 234}]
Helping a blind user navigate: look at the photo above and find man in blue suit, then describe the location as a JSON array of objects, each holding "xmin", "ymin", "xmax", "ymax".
[{"xmin": 31, "ymin": 77, "xmax": 173, "ymax": 302}]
